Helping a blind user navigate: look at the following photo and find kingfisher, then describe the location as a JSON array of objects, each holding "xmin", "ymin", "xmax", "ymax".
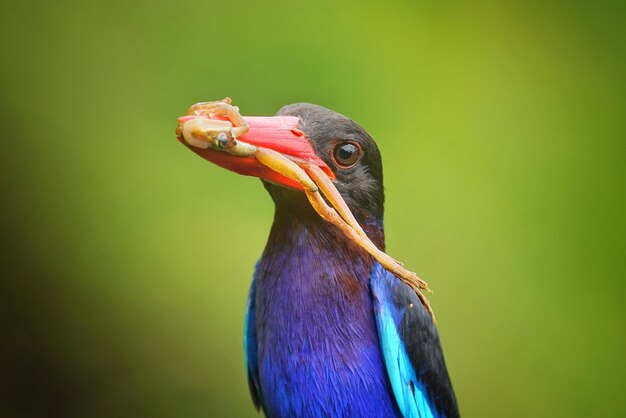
[{"xmin": 176, "ymin": 99, "xmax": 459, "ymax": 418}]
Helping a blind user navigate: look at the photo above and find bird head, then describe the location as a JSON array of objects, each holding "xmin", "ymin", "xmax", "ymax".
[
  {"xmin": 176, "ymin": 101, "xmax": 384, "ymax": 223},
  {"xmin": 272, "ymin": 103, "xmax": 385, "ymax": 222},
  {"xmin": 176, "ymin": 99, "xmax": 432, "ymax": 315}
]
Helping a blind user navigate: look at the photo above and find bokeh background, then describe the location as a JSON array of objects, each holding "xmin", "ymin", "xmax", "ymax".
[{"xmin": 1, "ymin": 1, "xmax": 625, "ymax": 417}]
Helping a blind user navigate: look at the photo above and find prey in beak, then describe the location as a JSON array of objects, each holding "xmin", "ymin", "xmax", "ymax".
[{"xmin": 176, "ymin": 98, "xmax": 435, "ymax": 320}]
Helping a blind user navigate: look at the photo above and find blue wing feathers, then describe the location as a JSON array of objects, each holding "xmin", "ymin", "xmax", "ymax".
[{"xmin": 371, "ymin": 262, "xmax": 459, "ymax": 418}]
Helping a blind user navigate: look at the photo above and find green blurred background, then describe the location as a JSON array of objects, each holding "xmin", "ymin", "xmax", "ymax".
[{"xmin": 1, "ymin": 1, "xmax": 624, "ymax": 417}]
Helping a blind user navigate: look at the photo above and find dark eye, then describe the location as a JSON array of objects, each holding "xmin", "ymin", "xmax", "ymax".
[{"xmin": 332, "ymin": 142, "xmax": 362, "ymax": 168}]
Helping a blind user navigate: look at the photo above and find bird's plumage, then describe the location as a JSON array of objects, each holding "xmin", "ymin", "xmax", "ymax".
[
  {"xmin": 240, "ymin": 103, "xmax": 458, "ymax": 417},
  {"xmin": 245, "ymin": 206, "xmax": 399, "ymax": 417}
]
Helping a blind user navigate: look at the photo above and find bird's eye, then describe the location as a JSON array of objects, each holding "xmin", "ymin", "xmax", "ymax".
[{"xmin": 332, "ymin": 142, "xmax": 362, "ymax": 169}]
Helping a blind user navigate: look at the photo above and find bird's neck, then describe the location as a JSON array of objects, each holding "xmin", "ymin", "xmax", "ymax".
[
  {"xmin": 260, "ymin": 185, "xmax": 386, "ymax": 301},
  {"xmin": 260, "ymin": 204, "xmax": 382, "ymax": 299},
  {"xmin": 265, "ymin": 183, "xmax": 385, "ymax": 252},
  {"xmin": 264, "ymin": 206, "xmax": 382, "ymax": 280},
  {"xmin": 260, "ymin": 187, "xmax": 386, "ymax": 296}
]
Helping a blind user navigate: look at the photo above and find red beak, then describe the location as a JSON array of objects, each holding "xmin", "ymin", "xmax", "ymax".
[{"xmin": 177, "ymin": 116, "xmax": 334, "ymax": 190}]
